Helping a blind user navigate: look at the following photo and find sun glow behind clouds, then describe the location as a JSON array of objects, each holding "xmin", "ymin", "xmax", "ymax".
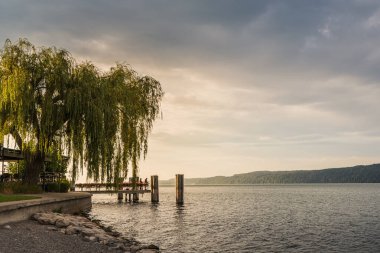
[{"xmin": 2, "ymin": 0, "xmax": 380, "ymax": 179}]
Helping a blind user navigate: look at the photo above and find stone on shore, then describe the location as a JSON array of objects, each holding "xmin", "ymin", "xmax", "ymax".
[
  {"xmin": 32, "ymin": 212, "xmax": 159, "ymax": 252},
  {"xmin": 138, "ymin": 249, "xmax": 159, "ymax": 253}
]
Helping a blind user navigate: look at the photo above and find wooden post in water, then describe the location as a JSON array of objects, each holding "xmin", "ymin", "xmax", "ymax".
[
  {"xmin": 176, "ymin": 174, "xmax": 184, "ymax": 205},
  {"xmin": 133, "ymin": 192, "xmax": 139, "ymax": 202},
  {"xmin": 131, "ymin": 176, "xmax": 139, "ymax": 203},
  {"xmin": 151, "ymin": 175, "xmax": 159, "ymax": 203},
  {"xmin": 117, "ymin": 192, "xmax": 123, "ymax": 201}
]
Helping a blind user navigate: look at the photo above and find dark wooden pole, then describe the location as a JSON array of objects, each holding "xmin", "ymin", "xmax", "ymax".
[
  {"xmin": 133, "ymin": 192, "xmax": 139, "ymax": 202},
  {"xmin": 176, "ymin": 174, "xmax": 184, "ymax": 205},
  {"xmin": 151, "ymin": 175, "xmax": 159, "ymax": 203},
  {"xmin": 132, "ymin": 176, "xmax": 139, "ymax": 203},
  {"xmin": 117, "ymin": 191, "xmax": 123, "ymax": 201}
]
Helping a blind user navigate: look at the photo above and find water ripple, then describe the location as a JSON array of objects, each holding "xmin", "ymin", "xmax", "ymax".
[{"xmin": 89, "ymin": 184, "xmax": 380, "ymax": 252}]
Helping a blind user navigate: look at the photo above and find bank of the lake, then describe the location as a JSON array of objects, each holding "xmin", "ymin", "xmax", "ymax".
[
  {"xmin": 0, "ymin": 213, "xmax": 159, "ymax": 253},
  {"xmin": 0, "ymin": 219, "xmax": 120, "ymax": 253},
  {"xmin": 0, "ymin": 192, "xmax": 91, "ymax": 225},
  {"xmin": 0, "ymin": 193, "xmax": 159, "ymax": 252}
]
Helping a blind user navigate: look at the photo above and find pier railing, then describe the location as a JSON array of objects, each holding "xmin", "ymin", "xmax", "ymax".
[{"xmin": 75, "ymin": 182, "xmax": 149, "ymax": 192}]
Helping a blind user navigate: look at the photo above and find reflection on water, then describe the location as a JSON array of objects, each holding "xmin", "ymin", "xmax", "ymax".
[{"xmin": 89, "ymin": 184, "xmax": 380, "ymax": 252}]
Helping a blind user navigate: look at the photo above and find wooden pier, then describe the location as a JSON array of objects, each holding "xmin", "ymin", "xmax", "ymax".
[
  {"xmin": 75, "ymin": 174, "xmax": 184, "ymax": 204},
  {"xmin": 75, "ymin": 182, "xmax": 149, "ymax": 191},
  {"xmin": 75, "ymin": 182, "xmax": 151, "ymax": 203},
  {"xmin": 81, "ymin": 189, "xmax": 150, "ymax": 194}
]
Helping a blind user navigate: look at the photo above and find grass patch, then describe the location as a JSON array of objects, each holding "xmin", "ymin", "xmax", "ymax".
[{"xmin": 0, "ymin": 194, "xmax": 40, "ymax": 203}]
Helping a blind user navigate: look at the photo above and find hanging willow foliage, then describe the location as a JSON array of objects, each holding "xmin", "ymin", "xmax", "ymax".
[{"xmin": 0, "ymin": 38, "xmax": 163, "ymax": 184}]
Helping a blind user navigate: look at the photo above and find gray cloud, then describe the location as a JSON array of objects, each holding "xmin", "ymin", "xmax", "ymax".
[{"xmin": 1, "ymin": 0, "xmax": 380, "ymax": 178}]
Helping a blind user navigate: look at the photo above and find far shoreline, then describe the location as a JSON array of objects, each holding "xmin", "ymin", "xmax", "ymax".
[
  {"xmin": 160, "ymin": 182, "xmax": 380, "ymax": 187},
  {"xmin": 160, "ymin": 163, "xmax": 380, "ymax": 185}
]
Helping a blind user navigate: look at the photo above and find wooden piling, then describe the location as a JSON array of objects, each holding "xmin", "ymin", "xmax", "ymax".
[
  {"xmin": 117, "ymin": 192, "xmax": 123, "ymax": 201},
  {"xmin": 176, "ymin": 174, "xmax": 184, "ymax": 205},
  {"xmin": 133, "ymin": 193, "xmax": 139, "ymax": 202},
  {"xmin": 151, "ymin": 175, "xmax": 159, "ymax": 203}
]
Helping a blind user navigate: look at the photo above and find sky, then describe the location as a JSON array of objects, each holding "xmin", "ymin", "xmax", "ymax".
[{"xmin": 1, "ymin": 0, "xmax": 380, "ymax": 180}]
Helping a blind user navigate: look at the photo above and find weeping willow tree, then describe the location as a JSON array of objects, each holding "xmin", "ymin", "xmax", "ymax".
[{"xmin": 0, "ymin": 39, "xmax": 163, "ymax": 185}]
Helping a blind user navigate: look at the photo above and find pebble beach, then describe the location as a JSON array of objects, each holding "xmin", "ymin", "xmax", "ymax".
[{"xmin": 0, "ymin": 213, "xmax": 159, "ymax": 253}]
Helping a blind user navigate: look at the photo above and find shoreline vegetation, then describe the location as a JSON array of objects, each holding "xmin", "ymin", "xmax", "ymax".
[
  {"xmin": 160, "ymin": 163, "xmax": 380, "ymax": 185},
  {"xmin": 0, "ymin": 39, "xmax": 163, "ymax": 186}
]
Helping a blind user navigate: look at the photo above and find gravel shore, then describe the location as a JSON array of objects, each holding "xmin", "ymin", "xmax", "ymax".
[{"xmin": 0, "ymin": 220, "xmax": 121, "ymax": 253}]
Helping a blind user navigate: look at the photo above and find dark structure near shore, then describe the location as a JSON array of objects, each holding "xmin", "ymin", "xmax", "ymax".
[
  {"xmin": 176, "ymin": 174, "xmax": 184, "ymax": 204},
  {"xmin": 151, "ymin": 175, "xmax": 159, "ymax": 203}
]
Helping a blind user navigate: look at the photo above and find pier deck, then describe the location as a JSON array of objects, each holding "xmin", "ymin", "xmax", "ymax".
[
  {"xmin": 80, "ymin": 189, "xmax": 150, "ymax": 194},
  {"xmin": 74, "ymin": 182, "xmax": 151, "ymax": 202},
  {"xmin": 75, "ymin": 187, "xmax": 150, "ymax": 202}
]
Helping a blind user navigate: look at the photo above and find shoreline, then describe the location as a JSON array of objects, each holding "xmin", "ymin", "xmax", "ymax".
[
  {"xmin": 0, "ymin": 219, "xmax": 118, "ymax": 253},
  {"xmin": 0, "ymin": 192, "xmax": 92, "ymax": 225},
  {"xmin": 0, "ymin": 212, "xmax": 159, "ymax": 253}
]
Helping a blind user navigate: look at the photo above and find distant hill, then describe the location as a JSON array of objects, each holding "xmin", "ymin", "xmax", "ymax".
[{"xmin": 161, "ymin": 164, "xmax": 380, "ymax": 185}]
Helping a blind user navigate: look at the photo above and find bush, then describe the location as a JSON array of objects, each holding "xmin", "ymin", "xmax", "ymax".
[
  {"xmin": 0, "ymin": 182, "xmax": 43, "ymax": 194},
  {"xmin": 43, "ymin": 180, "xmax": 70, "ymax": 193},
  {"xmin": 58, "ymin": 179, "xmax": 70, "ymax": 193},
  {"xmin": 43, "ymin": 182, "xmax": 58, "ymax": 192}
]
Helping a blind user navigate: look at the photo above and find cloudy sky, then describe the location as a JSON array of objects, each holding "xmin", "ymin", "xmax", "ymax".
[{"xmin": 1, "ymin": 0, "xmax": 380, "ymax": 179}]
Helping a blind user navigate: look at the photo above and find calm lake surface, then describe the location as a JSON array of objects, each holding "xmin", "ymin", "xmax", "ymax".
[{"xmin": 89, "ymin": 184, "xmax": 380, "ymax": 252}]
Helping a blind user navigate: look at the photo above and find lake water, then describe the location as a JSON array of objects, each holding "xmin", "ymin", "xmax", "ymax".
[{"xmin": 88, "ymin": 184, "xmax": 380, "ymax": 252}]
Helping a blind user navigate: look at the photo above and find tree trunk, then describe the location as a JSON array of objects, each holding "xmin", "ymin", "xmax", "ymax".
[{"xmin": 24, "ymin": 151, "xmax": 45, "ymax": 185}]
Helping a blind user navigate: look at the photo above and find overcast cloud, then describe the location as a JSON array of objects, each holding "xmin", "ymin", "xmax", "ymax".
[{"xmin": 1, "ymin": 0, "xmax": 380, "ymax": 179}]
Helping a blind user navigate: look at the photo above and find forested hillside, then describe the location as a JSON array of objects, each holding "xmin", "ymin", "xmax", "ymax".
[{"xmin": 161, "ymin": 164, "xmax": 380, "ymax": 185}]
